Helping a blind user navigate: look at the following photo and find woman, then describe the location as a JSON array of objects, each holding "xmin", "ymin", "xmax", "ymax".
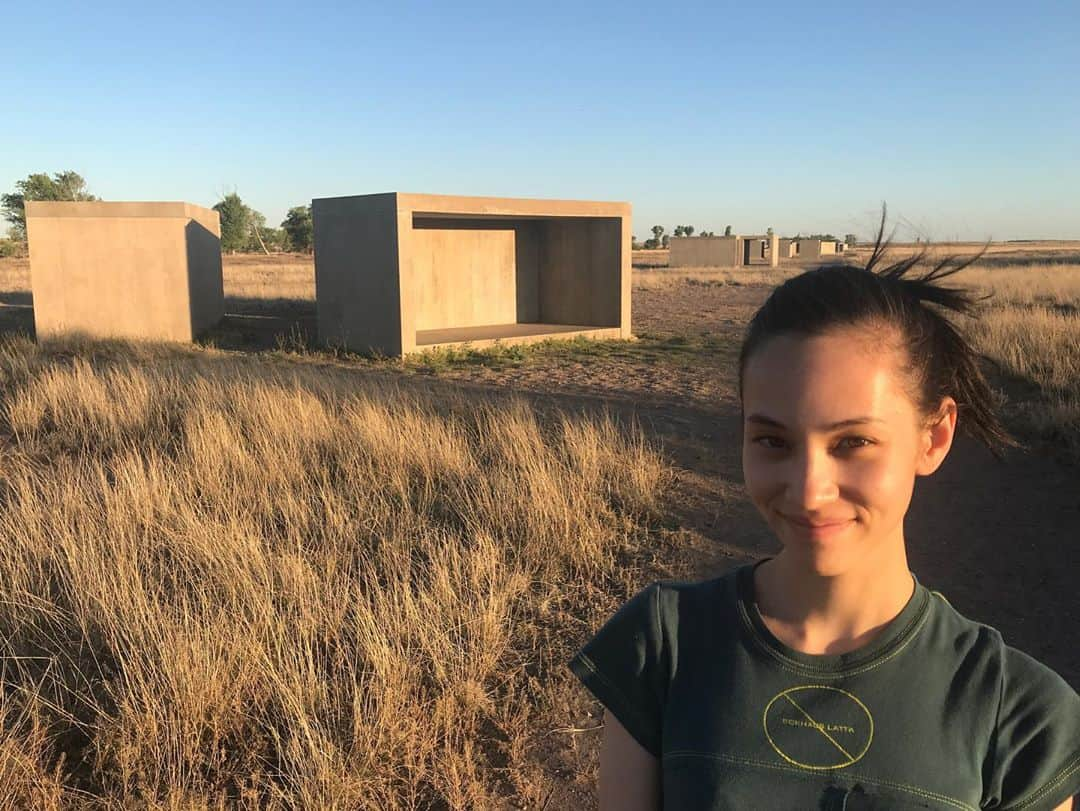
[{"xmin": 569, "ymin": 228, "xmax": 1080, "ymax": 810}]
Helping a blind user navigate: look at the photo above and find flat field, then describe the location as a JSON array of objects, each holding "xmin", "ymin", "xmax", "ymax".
[{"xmin": 0, "ymin": 243, "xmax": 1076, "ymax": 808}]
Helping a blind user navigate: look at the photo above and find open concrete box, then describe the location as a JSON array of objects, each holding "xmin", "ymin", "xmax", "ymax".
[
  {"xmin": 311, "ymin": 193, "xmax": 631, "ymax": 355},
  {"xmin": 24, "ymin": 201, "xmax": 224, "ymax": 342}
]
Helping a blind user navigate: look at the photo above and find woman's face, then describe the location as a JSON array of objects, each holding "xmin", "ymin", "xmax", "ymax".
[{"xmin": 740, "ymin": 327, "xmax": 955, "ymax": 578}]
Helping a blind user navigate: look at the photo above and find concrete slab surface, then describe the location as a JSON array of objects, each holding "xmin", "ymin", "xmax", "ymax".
[{"xmin": 415, "ymin": 322, "xmax": 622, "ymax": 350}]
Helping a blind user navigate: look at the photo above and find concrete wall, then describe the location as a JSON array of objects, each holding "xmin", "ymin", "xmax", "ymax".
[
  {"xmin": 411, "ymin": 217, "xmax": 541, "ymax": 325},
  {"xmin": 778, "ymin": 238, "xmax": 798, "ymax": 259},
  {"xmin": 411, "ymin": 227, "xmax": 518, "ymax": 330},
  {"xmin": 25, "ymin": 201, "xmax": 223, "ymax": 342},
  {"xmin": 313, "ymin": 193, "xmax": 630, "ymax": 355},
  {"xmin": 313, "ymin": 194, "xmax": 403, "ymax": 354},
  {"xmin": 668, "ymin": 236, "xmax": 739, "ymax": 267},
  {"xmin": 538, "ymin": 217, "xmax": 622, "ymax": 327}
]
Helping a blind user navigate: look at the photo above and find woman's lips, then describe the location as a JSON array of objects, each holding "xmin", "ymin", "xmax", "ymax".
[{"xmin": 780, "ymin": 514, "xmax": 855, "ymax": 540}]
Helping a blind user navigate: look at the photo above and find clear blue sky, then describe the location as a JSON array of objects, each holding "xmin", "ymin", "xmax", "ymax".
[{"xmin": 4, "ymin": 0, "xmax": 1078, "ymax": 240}]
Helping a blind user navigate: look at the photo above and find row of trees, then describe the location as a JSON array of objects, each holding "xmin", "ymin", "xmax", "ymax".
[
  {"xmin": 632, "ymin": 225, "xmax": 859, "ymax": 250},
  {"xmin": 211, "ymin": 193, "xmax": 313, "ymax": 253},
  {"xmin": 634, "ymin": 223, "xmax": 735, "ymax": 249},
  {"xmin": 1, "ymin": 171, "xmax": 315, "ymax": 254}
]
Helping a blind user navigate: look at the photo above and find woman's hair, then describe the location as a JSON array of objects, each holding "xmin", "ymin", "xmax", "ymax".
[{"xmin": 738, "ymin": 209, "xmax": 1016, "ymax": 456}]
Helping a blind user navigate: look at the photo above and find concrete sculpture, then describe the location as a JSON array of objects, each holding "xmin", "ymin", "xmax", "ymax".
[
  {"xmin": 25, "ymin": 201, "xmax": 223, "ymax": 341},
  {"xmin": 668, "ymin": 234, "xmax": 779, "ymax": 268},
  {"xmin": 312, "ymin": 192, "xmax": 631, "ymax": 355}
]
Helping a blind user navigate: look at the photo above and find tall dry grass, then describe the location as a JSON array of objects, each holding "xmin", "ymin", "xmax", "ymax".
[
  {"xmin": 963, "ymin": 263, "xmax": 1080, "ymax": 457},
  {"xmin": 0, "ymin": 337, "xmax": 666, "ymax": 808}
]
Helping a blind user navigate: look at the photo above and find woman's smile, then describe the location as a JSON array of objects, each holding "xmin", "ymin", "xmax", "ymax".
[{"xmin": 778, "ymin": 512, "xmax": 856, "ymax": 541}]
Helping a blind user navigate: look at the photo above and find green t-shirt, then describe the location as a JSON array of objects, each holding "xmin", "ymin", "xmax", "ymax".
[{"xmin": 570, "ymin": 561, "xmax": 1080, "ymax": 810}]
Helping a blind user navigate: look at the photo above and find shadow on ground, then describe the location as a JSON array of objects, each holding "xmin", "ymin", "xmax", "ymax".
[{"xmin": 0, "ymin": 293, "xmax": 319, "ymax": 353}]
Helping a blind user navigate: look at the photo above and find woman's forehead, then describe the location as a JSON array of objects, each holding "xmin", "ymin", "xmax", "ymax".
[{"xmin": 741, "ymin": 331, "xmax": 916, "ymax": 425}]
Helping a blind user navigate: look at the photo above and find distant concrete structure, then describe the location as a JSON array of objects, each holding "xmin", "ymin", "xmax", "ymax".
[
  {"xmin": 779, "ymin": 238, "xmax": 798, "ymax": 259},
  {"xmin": 741, "ymin": 234, "xmax": 779, "ymax": 267},
  {"xmin": 25, "ymin": 201, "xmax": 223, "ymax": 342},
  {"xmin": 668, "ymin": 235, "xmax": 739, "ymax": 267},
  {"xmin": 312, "ymin": 192, "xmax": 631, "ymax": 355},
  {"xmin": 792, "ymin": 238, "xmax": 840, "ymax": 261},
  {"xmin": 669, "ymin": 233, "xmax": 779, "ymax": 268}
]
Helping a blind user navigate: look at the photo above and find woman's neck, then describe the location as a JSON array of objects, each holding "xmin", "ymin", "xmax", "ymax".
[{"xmin": 752, "ymin": 547, "xmax": 915, "ymax": 656}]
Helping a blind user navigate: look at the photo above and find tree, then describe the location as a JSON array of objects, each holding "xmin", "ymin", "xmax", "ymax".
[
  {"xmin": 724, "ymin": 225, "xmax": 733, "ymax": 236},
  {"xmin": 1, "ymin": 171, "xmax": 97, "ymax": 241},
  {"xmin": 213, "ymin": 192, "xmax": 256, "ymax": 253},
  {"xmin": 766, "ymin": 226, "xmax": 774, "ymax": 237},
  {"xmin": 661, "ymin": 234, "xmax": 670, "ymax": 249},
  {"xmin": 844, "ymin": 233, "xmax": 858, "ymax": 246},
  {"xmin": 684, "ymin": 225, "xmax": 695, "ymax": 237},
  {"xmin": 650, "ymin": 225, "xmax": 665, "ymax": 243},
  {"xmin": 281, "ymin": 206, "xmax": 313, "ymax": 252},
  {"xmin": 673, "ymin": 225, "xmax": 685, "ymax": 237},
  {"xmin": 247, "ymin": 209, "xmax": 271, "ymax": 253}
]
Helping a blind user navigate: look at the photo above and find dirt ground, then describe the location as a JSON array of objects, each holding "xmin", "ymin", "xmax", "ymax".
[{"xmin": 435, "ymin": 280, "xmax": 1080, "ymax": 688}]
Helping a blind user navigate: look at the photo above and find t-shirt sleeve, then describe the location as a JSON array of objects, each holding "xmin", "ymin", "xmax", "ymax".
[
  {"xmin": 983, "ymin": 646, "xmax": 1080, "ymax": 810},
  {"xmin": 568, "ymin": 583, "xmax": 669, "ymax": 758}
]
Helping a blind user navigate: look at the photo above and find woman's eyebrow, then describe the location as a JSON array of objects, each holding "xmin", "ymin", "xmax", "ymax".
[{"xmin": 745, "ymin": 414, "xmax": 885, "ymax": 430}]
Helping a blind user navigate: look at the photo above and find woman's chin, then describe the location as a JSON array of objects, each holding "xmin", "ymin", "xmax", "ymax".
[{"xmin": 777, "ymin": 532, "xmax": 862, "ymax": 578}]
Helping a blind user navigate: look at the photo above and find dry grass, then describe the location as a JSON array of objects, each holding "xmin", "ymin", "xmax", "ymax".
[
  {"xmin": 963, "ymin": 263, "xmax": 1080, "ymax": 456},
  {"xmin": 0, "ymin": 243, "xmax": 1073, "ymax": 806},
  {"xmin": 630, "ymin": 257, "xmax": 1080, "ymax": 456},
  {"xmin": 0, "ymin": 256, "xmax": 29, "ymax": 294},
  {"xmin": 961, "ymin": 263, "xmax": 1080, "ymax": 309},
  {"xmin": 632, "ymin": 266, "xmax": 800, "ymax": 290},
  {"xmin": 630, "ymin": 249, "xmax": 669, "ymax": 268},
  {"xmin": 219, "ymin": 254, "xmax": 315, "ymax": 306},
  {"xmin": 0, "ymin": 337, "xmax": 666, "ymax": 808}
]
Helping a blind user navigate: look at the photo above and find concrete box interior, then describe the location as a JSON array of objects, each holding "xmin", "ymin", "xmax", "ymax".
[
  {"xmin": 25, "ymin": 201, "xmax": 224, "ymax": 342},
  {"xmin": 312, "ymin": 193, "xmax": 631, "ymax": 355}
]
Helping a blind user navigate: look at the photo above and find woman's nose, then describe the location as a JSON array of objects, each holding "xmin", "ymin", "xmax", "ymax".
[{"xmin": 789, "ymin": 448, "xmax": 840, "ymax": 508}]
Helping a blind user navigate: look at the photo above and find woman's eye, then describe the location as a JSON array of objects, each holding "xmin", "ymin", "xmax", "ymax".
[
  {"xmin": 753, "ymin": 436, "xmax": 787, "ymax": 449},
  {"xmin": 835, "ymin": 436, "xmax": 874, "ymax": 450}
]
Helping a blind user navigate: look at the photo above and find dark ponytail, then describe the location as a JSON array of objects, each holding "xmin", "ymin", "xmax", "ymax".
[{"xmin": 738, "ymin": 208, "xmax": 1017, "ymax": 457}]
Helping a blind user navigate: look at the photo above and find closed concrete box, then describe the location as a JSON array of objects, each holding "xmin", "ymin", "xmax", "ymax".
[
  {"xmin": 25, "ymin": 201, "xmax": 224, "ymax": 342},
  {"xmin": 669, "ymin": 236, "xmax": 740, "ymax": 267},
  {"xmin": 312, "ymin": 192, "xmax": 631, "ymax": 355}
]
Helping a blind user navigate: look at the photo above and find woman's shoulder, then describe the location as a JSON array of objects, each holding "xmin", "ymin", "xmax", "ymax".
[
  {"xmin": 649, "ymin": 563, "xmax": 747, "ymax": 622},
  {"xmin": 923, "ymin": 588, "xmax": 1078, "ymax": 702}
]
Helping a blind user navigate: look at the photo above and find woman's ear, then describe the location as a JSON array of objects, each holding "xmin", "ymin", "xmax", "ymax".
[{"xmin": 916, "ymin": 396, "xmax": 958, "ymax": 476}]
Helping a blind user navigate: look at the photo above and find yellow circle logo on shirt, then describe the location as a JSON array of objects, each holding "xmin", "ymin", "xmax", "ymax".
[{"xmin": 763, "ymin": 685, "xmax": 874, "ymax": 770}]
